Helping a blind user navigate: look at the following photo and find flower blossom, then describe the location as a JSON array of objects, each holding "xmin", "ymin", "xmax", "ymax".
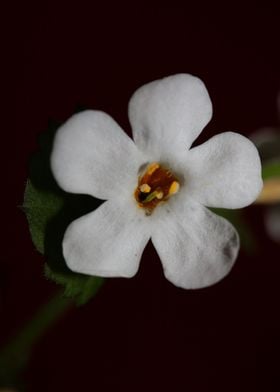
[{"xmin": 51, "ymin": 74, "xmax": 263, "ymax": 289}]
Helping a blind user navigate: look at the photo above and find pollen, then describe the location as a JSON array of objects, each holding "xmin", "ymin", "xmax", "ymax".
[
  {"xmin": 147, "ymin": 162, "xmax": 160, "ymax": 175},
  {"xmin": 140, "ymin": 183, "xmax": 151, "ymax": 193},
  {"xmin": 134, "ymin": 162, "xmax": 180, "ymax": 215},
  {"xmin": 169, "ymin": 181, "xmax": 180, "ymax": 195},
  {"xmin": 156, "ymin": 190, "xmax": 164, "ymax": 199}
]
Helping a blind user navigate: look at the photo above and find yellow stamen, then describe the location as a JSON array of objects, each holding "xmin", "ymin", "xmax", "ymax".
[
  {"xmin": 156, "ymin": 191, "xmax": 164, "ymax": 199},
  {"xmin": 147, "ymin": 162, "xmax": 160, "ymax": 175},
  {"xmin": 134, "ymin": 162, "xmax": 180, "ymax": 215},
  {"xmin": 139, "ymin": 183, "xmax": 151, "ymax": 193},
  {"xmin": 169, "ymin": 181, "xmax": 180, "ymax": 195}
]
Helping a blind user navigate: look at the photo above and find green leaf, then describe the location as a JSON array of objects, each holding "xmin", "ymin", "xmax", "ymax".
[
  {"xmin": 262, "ymin": 160, "xmax": 280, "ymax": 180},
  {"xmin": 23, "ymin": 121, "xmax": 104, "ymax": 305},
  {"xmin": 45, "ymin": 265, "xmax": 104, "ymax": 306},
  {"xmin": 24, "ymin": 181, "xmax": 104, "ymax": 305},
  {"xmin": 23, "ymin": 180, "xmax": 64, "ymax": 254}
]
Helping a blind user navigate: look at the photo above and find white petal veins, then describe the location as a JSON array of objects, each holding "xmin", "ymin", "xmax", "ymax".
[
  {"xmin": 63, "ymin": 198, "xmax": 151, "ymax": 278},
  {"xmin": 128, "ymin": 74, "xmax": 213, "ymax": 161},
  {"xmin": 151, "ymin": 200, "xmax": 239, "ymax": 289},
  {"xmin": 51, "ymin": 110, "xmax": 144, "ymax": 200},
  {"xmin": 183, "ymin": 132, "xmax": 263, "ymax": 209}
]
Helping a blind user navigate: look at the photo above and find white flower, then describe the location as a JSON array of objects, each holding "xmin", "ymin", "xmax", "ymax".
[{"xmin": 51, "ymin": 74, "xmax": 263, "ymax": 289}]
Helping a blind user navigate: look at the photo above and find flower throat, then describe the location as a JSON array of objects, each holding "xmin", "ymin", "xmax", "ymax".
[{"xmin": 134, "ymin": 162, "xmax": 180, "ymax": 215}]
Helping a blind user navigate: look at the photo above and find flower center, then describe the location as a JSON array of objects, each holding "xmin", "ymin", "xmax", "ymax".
[{"xmin": 134, "ymin": 162, "xmax": 180, "ymax": 215}]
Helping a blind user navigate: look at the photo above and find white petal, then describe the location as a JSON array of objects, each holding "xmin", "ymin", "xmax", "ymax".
[
  {"xmin": 51, "ymin": 110, "xmax": 143, "ymax": 200},
  {"xmin": 63, "ymin": 198, "xmax": 151, "ymax": 277},
  {"xmin": 151, "ymin": 200, "xmax": 239, "ymax": 289},
  {"xmin": 184, "ymin": 132, "xmax": 263, "ymax": 209},
  {"xmin": 128, "ymin": 74, "xmax": 212, "ymax": 160}
]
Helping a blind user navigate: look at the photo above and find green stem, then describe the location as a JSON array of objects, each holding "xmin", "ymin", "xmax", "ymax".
[{"xmin": 0, "ymin": 292, "xmax": 72, "ymax": 387}]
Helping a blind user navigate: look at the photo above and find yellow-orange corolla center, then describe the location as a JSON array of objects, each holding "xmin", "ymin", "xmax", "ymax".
[{"xmin": 134, "ymin": 162, "xmax": 180, "ymax": 215}]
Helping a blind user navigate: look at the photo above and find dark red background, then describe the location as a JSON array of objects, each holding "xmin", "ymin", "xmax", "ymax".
[{"xmin": 3, "ymin": 3, "xmax": 280, "ymax": 391}]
